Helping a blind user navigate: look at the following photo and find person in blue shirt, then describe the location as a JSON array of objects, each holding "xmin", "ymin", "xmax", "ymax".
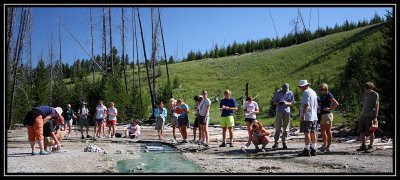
[
  {"xmin": 318, "ymin": 83, "xmax": 339, "ymax": 153},
  {"xmin": 154, "ymin": 101, "xmax": 167, "ymax": 140},
  {"xmin": 177, "ymin": 99, "xmax": 190, "ymax": 143},
  {"xmin": 219, "ymin": 89, "xmax": 238, "ymax": 147}
]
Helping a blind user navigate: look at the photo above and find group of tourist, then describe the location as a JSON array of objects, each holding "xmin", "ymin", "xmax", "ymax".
[{"xmin": 23, "ymin": 79, "xmax": 379, "ymax": 156}]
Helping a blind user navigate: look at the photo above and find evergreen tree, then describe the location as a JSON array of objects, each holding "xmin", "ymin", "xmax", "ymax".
[{"xmin": 32, "ymin": 59, "xmax": 50, "ymax": 106}]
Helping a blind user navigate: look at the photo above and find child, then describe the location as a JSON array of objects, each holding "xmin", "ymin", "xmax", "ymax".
[
  {"xmin": 125, "ymin": 119, "xmax": 141, "ymax": 139},
  {"xmin": 251, "ymin": 121, "xmax": 271, "ymax": 152},
  {"xmin": 154, "ymin": 102, "xmax": 167, "ymax": 140},
  {"xmin": 193, "ymin": 95, "xmax": 203, "ymax": 144},
  {"xmin": 177, "ymin": 99, "xmax": 189, "ymax": 143},
  {"xmin": 107, "ymin": 102, "xmax": 118, "ymax": 138},
  {"xmin": 169, "ymin": 98, "xmax": 179, "ymax": 143}
]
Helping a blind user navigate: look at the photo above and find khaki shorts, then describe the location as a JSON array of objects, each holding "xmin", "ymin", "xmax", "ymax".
[
  {"xmin": 320, "ymin": 113, "xmax": 333, "ymax": 125},
  {"xmin": 170, "ymin": 116, "xmax": 178, "ymax": 126},
  {"xmin": 357, "ymin": 116, "xmax": 374, "ymax": 135}
]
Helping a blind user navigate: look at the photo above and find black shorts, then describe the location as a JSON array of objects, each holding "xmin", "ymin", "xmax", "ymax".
[
  {"xmin": 194, "ymin": 116, "xmax": 200, "ymax": 128},
  {"xmin": 244, "ymin": 118, "xmax": 256, "ymax": 123},
  {"xmin": 198, "ymin": 116, "xmax": 208, "ymax": 125}
]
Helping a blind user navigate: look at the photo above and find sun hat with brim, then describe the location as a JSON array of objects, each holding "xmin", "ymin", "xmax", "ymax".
[
  {"xmin": 298, "ymin": 80, "xmax": 311, "ymax": 87},
  {"xmin": 54, "ymin": 107, "xmax": 63, "ymax": 116}
]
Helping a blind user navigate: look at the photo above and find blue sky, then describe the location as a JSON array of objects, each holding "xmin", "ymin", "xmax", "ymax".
[{"xmin": 10, "ymin": 6, "xmax": 392, "ymax": 67}]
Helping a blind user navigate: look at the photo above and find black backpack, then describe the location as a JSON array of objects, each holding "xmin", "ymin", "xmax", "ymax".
[{"xmin": 23, "ymin": 109, "xmax": 42, "ymax": 126}]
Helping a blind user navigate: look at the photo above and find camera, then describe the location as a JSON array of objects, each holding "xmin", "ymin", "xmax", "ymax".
[{"xmin": 279, "ymin": 101, "xmax": 285, "ymax": 105}]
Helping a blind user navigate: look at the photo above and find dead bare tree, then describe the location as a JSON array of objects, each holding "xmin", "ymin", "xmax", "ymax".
[
  {"xmin": 131, "ymin": 8, "xmax": 136, "ymax": 93},
  {"xmin": 89, "ymin": 8, "xmax": 95, "ymax": 82},
  {"xmin": 137, "ymin": 7, "xmax": 155, "ymax": 118},
  {"xmin": 27, "ymin": 9, "xmax": 33, "ymax": 89},
  {"xmin": 6, "ymin": 7, "xmax": 16, "ymax": 67},
  {"xmin": 102, "ymin": 7, "xmax": 107, "ymax": 80},
  {"xmin": 150, "ymin": 8, "xmax": 159, "ymax": 103},
  {"xmin": 157, "ymin": 8, "xmax": 171, "ymax": 98},
  {"xmin": 58, "ymin": 16, "xmax": 62, "ymax": 75},
  {"xmin": 122, "ymin": 7, "xmax": 128, "ymax": 92},
  {"xmin": 109, "ymin": 7, "xmax": 114, "ymax": 76},
  {"xmin": 8, "ymin": 8, "xmax": 28, "ymax": 130},
  {"xmin": 49, "ymin": 33, "xmax": 54, "ymax": 104},
  {"xmin": 133, "ymin": 8, "xmax": 142, "ymax": 109}
]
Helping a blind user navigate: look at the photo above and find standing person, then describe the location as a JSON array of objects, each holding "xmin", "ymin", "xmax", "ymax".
[
  {"xmin": 23, "ymin": 106, "xmax": 63, "ymax": 155},
  {"xmin": 193, "ymin": 95, "xmax": 203, "ymax": 144},
  {"xmin": 318, "ymin": 83, "xmax": 339, "ymax": 153},
  {"xmin": 199, "ymin": 90, "xmax": 211, "ymax": 147},
  {"xmin": 78, "ymin": 101, "xmax": 91, "ymax": 139},
  {"xmin": 62, "ymin": 104, "xmax": 77, "ymax": 139},
  {"xmin": 154, "ymin": 101, "xmax": 167, "ymax": 140},
  {"xmin": 219, "ymin": 89, "xmax": 238, "ymax": 147},
  {"xmin": 272, "ymin": 83, "xmax": 294, "ymax": 149},
  {"xmin": 107, "ymin": 102, "xmax": 118, "ymax": 138},
  {"xmin": 251, "ymin": 121, "xmax": 271, "ymax": 152},
  {"xmin": 125, "ymin": 119, "xmax": 141, "ymax": 139},
  {"xmin": 297, "ymin": 80, "xmax": 319, "ymax": 157},
  {"xmin": 243, "ymin": 96, "xmax": 260, "ymax": 147},
  {"xmin": 169, "ymin": 98, "xmax": 180, "ymax": 143},
  {"xmin": 357, "ymin": 82, "xmax": 379, "ymax": 152},
  {"xmin": 94, "ymin": 100, "xmax": 107, "ymax": 138},
  {"xmin": 177, "ymin": 99, "xmax": 190, "ymax": 143}
]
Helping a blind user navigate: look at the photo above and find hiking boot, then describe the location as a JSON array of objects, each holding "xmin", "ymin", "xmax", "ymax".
[
  {"xmin": 230, "ymin": 143, "xmax": 234, "ymax": 147},
  {"xmin": 182, "ymin": 140, "xmax": 189, "ymax": 143},
  {"xmin": 219, "ymin": 142, "xmax": 227, "ymax": 147},
  {"xmin": 324, "ymin": 148, "xmax": 331, "ymax": 153},
  {"xmin": 86, "ymin": 135, "xmax": 92, "ymax": 138},
  {"xmin": 367, "ymin": 145, "xmax": 373, "ymax": 150},
  {"xmin": 272, "ymin": 142, "xmax": 279, "ymax": 149},
  {"xmin": 81, "ymin": 135, "xmax": 85, "ymax": 139},
  {"xmin": 298, "ymin": 149, "xmax": 311, "ymax": 157},
  {"xmin": 282, "ymin": 142, "xmax": 288, "ymax": 149},
  {"xmin": 356, "ymin": 144, "xmax": 368, "ymax": 152},
  {"xmin": 310, "ymin": 148, "xmax": 316, "ymax": 156}
]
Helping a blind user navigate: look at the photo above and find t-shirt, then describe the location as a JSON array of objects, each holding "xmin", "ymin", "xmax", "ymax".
[
  {"xmin": 220, "ymin": 98, "xmax": 237, "ymax": 117},
  {"xmin": 179, "ymin": 104, "xmax": 189, "ymax": 118},
  {"xmin": 63, "ymin": 109, "xmax": 74, "ymax": 121},
  {"xmin": 199, "ymin": 98, "xmax": 211, "ymax": 117},
  {"xmin": 95, "ymin": 105, "xmax": 107, "ymax": 119},
  {"xmin": 175, "ymin": 106, "xmax": 182, "ymax": 115},
  {"xmin": 243, "ymin": 101, "xmax": 259, "ymax": 119},
  {"xmin": 194, "ymin": 101, "xmax": 201, "ymax": 116},
  {"xmin": 273, "ymin": 89, "xmax": 294, "ymax": 113},
  {"xmin": 154, "ymin": 108, "xmax": 167, "ymax": 122},
  {"xmin": 35, "ymin": 106, "xmax": 57, "ymax": 118},
  {"xmin": 126, "ymin": 124, "xmax": 141, "ymax": 135},
  {"xmin": 43, "ymin": 120, "xmax": 56, "ymax": 137},
  {"xmin": 300, "ymin": 88, "xmax": 318, "ymax": 121},
  {"xmin": 361, "ymin": 90, "xmax": 379, "ymax": 117},
  {"xmin": 320, "ymin": 92, "xmax": 335, "ymax": 114},
  {"xmin": 78, "ymin": 107, "xmax": 89, "ymax": 119},
  {"xmin": 108, "ymin": 107, "xmax": 118, "ymax": 120}
]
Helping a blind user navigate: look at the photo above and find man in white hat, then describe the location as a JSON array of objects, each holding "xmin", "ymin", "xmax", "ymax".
[
  {"xmin": 23, "ymin": 105, "xmax": 63, "ymax": 155},
  {"xmin": 297, "ymin": 80, "xmax": 319, "ymax": 156}
]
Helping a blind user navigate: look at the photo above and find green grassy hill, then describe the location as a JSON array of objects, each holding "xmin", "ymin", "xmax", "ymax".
[{"xmin": 67, "ymin": 23, "xmax": 386, "ymax": 126}]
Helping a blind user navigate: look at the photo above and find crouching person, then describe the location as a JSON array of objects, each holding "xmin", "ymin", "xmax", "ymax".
[
  {"xmin": 125, "ymin": 119, "xmax": 141, "ymax": 139},
  {"xmin": 251, "ymin": 121, "xmax": 271, "ymax": 152},
  {"xmin": 44, "ymin": 116, "xmax": 65, "ymax": 152}
]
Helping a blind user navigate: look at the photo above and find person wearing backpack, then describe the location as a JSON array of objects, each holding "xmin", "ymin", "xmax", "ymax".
[{"xmin": 23, "ymin": 106, "xmax": 63, "ymax": 155}]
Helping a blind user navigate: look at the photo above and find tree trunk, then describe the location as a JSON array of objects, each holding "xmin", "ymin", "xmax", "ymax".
[
  {"xmin": 122, "ymin": 7, "xmax": 128, "ymax": 93},
  {"xmin": 90, "ymin": 8, "xmax": 95, "ymax": 83},
  {"xmin": 49, "ymin": 34, "xmax": 54, "ymax": 105},
  {"xmin": 137, "ymin": 8, "xmax": 155, "ymax": 118},
  {"xmin": 102, "ymin": 7, "xmax": 107, "ymax": 80},
  {"xmin": 150, "ymin": 8, "xmax": 159, "ymax": 104},
  {"xmin": 131, "ymin": 8, "xmax": 136, "ymax": 94},
  {"xmin": 109, "ymin": 7, "xmax": 114, "ymax": 76},
  {"xmin": 134, "ymin": 9, "xmax": 142, "ymax": 110},
  {"xmin": 157, "ymin": 8, "xmax": 171, "ymax": 98},
  {"xmin": 8, "ymin": 8, "xmax": 28, "ymax": 130},
  {"xmin": 58, "ymin": 16, "xmax": 62, "ymax": 76},
  {"xmin": 6, "ymin": 7, "xmax": 15, "ymax": 68}
]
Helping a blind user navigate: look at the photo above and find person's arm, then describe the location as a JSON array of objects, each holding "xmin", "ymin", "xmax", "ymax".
[
  {"xmin": 161, "ymin": 109, "xmax": 167, "ymax": 120},
  {"xmin": 205, "ymin": 104, "xmax": 211, "ymax": 117},
  {"xmin": 273, "ymin": 92, "xmax": 280, "ymax": 106},
  {"xmin": 229, "ymin": 100, "xmax": 238, "ymax": 111},
  {"xmin": 261, "ymin": 129, "xmax": 271, "ymax": 137},
  {"xmin": 43, "ymin": 115, "xmax": 53, "ymax": 123},
  {"xmin": 324, "ymin": 98, "xmax": 339, "ymax": 112},
  {"xmin": 114, "ymin": 109, "xmax": 118, "ymax": 116},
  {"xmin": 50, "ymin": 132, "xmax": 61, "ymax": 150},
  {"xmin": 284, "ymin": 94, "xmax": 294, "ymax": 107},
  {"xmin": 301, "ymin": 104, "xmax": 309, "ymax": 122},
  {"xmin": 184, "ymin": 105, "xmax": 190, "ymax": 114}
]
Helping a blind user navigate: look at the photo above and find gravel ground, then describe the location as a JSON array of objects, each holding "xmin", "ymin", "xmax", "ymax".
[{"xmin": 6, "ymin": 125, "xmax": 394, "ymax": 174}]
